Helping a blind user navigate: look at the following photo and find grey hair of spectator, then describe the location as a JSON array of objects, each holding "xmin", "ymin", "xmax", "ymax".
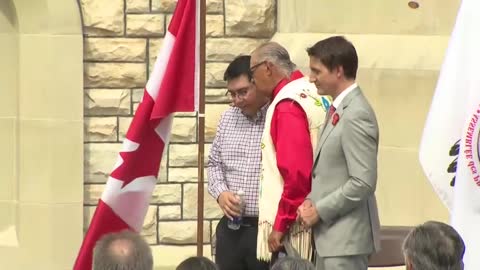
[
  {"xmin": 271, "ymin": 256, "xmax": 315, "ymax": 270},
  {"xmin": 93, "ymin": 230, "xmax": 153, "ymax": 270},
  {"xmin": 251, "ymin": 42, "xmax": 297, "ymax": 77},
  {"xmin": 176, "ymin": 256, "xmax": 218, "ymax": 270},
  {"xmin": 402, "ymin": 221, "xmax": 465, "ymax": 270}
]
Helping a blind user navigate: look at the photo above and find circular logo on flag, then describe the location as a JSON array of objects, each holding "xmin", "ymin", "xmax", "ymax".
[{"xmin": 463, "ymin": 104, "xmax": 480, "ymax": 187}]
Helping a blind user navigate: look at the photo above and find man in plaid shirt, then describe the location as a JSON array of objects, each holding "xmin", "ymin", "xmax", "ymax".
[{"xmin": 208, "ymin": 55, "xmax": 269, "ymax": 270}]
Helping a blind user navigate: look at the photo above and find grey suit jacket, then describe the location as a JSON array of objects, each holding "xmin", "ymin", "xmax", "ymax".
[{"xmin": 309, "ymin": 87, "xmax": 381, "ymax": 257}]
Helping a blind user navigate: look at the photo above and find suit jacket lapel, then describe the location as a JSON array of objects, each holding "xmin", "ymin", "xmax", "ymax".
[
  {"xmin": 313, "ymin": 111, "xmax": 330, "ymax": 158},
  {"xmin": 313, "ymin": 88, "xmax": 362, "ymax": 165}
]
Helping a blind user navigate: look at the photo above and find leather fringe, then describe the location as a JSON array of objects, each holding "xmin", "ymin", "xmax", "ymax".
[{"xmin": 257, "ymin": 221, "xmax": 312, "ymax": 262}]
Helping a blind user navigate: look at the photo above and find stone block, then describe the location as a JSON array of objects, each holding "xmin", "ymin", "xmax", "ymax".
[
  {"xmin": 207, "ymin": 0, "xmax": 223, "ymax": 13},
  {"xmin": 206, "ymin": 15, "xmax": 224, "ymax": 37},
  {"xmin": 84, "ymin": 89, "xmax": 131, "ymax": 116},
  {"xmin": 206, "ymin": 63, "xmax": 228, "ymax": 88},
  {"xmin": 151, "ymin": 0, "xmax": 176, "ymax": 12},
  {"xmin": 225, "ymin": 0, "xmax": 275, "ymax": 37},
  {"xmin": 183, "ymin": 183, "xmax": 223, "ymax": 219},
  {"xmin": 84, "ymin": 117, "xmax": 118, "ymax": 142},
  {"xmin": 84, "ymin": 184, "xmax": 104, "ymax": 205},
  {"xmin": 168, "ymin": 168, "xmax": 208, "ymax": 183},
  {"xmin": 149, "ymin": 38, "xmax": 163, "ymax": 73},
  {"xmin": 142, "ymin": 206, "xmax": 158, "ymax": 244},
  {"xmin": 158, "ymin": 221, "xmax": 210, "ymax": 244},
  {"xmin": 169, "ymin": 144, "xmax": 198, "ymax": 167},
  {"xmin": 84, "ymin": 38, "xmax": 147, "ymax": 62},
  {"xmin": 84, "ymin": 63, "xmax": 146, "ymax": 88},
  {"xmin": 84, "ymin": 143, "xmax": 121, "ymax": 183},
  {"xmin": 171, "ymin": 117, "xmax": 197, "ymax": 143},
  {"xmin": 151, "ymin": 184, "xmax": 182, "ymax": 204},
  {"xmin": 126, "ymin": 0, "xmax": 149, "ymax": 12},
  {"xmin": 127, "ymin": 14, "xmax": 165, "ymax": 37},
  {"xmin": 205, "ymin": 104, "xmax": 230, "ymax": 142},
  {"xmin": 206, "ymin": 88, "xmax": 230, "ymax": 104},
  {"xmin": 132, "ymin": 88, "xmax": 144, "ymax": 103},
  {"xmin": 158, "ymin": 205, "xmax": 181, "ymax": 220},
  {"xmin": 152, "ymin": 0, "xmax": 223, "ymax": 13},
  {"xmin": 118, "ymin": 117, "xmax": 133, "ymax": 141},
  {"xmin": 80, "ymin": 0, "xmax": 124, "ymax": 36},
  {"xmin": 206, "ymin": 38, "xmax": 266, "ymax": 61}
]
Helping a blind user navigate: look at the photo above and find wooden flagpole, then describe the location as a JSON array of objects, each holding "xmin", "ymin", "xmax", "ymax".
[{"xmin": 197, "ymin": 0, "xmax": 206, "ymax": 257}]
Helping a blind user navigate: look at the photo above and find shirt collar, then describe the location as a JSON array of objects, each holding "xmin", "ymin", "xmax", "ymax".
[
  {"xmin": 272, "ymin": 70, "xmax": 304, "ymax": 99},
  {"xmin": 241, "ymin": 102, "xmax": 269, "ymax": 122},
  {"xmin": 332, "ymin": 82, "xmax": 358, "ymax": 108}
]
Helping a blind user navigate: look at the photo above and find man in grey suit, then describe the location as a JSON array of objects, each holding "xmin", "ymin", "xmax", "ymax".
[{"xmin": 297, "ymin": 36, "xmax": 381, "ymax": 270}]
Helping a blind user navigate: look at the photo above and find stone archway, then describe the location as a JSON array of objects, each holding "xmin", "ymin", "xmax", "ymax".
[{"xmin": 0, "ymin": 0, "xmax": 83, "ymax": 269}]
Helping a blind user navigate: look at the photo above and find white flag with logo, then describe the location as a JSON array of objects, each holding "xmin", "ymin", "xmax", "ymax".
[{"xmin": 419, "ymin": 0, "xmax": 480, "ymax": 269}]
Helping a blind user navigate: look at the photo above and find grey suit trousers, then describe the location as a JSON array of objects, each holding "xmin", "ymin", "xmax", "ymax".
[{"xmin": 314, "ymin": 254, "xmax": 368, "ymax": 270}]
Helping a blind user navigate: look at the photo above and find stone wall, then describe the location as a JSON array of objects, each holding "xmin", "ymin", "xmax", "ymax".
[{"xmin": 81, "ymin": 0, "xmax": 275, "ymax": 264}]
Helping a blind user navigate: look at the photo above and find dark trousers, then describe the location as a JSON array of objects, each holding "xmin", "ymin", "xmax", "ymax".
[{"xmin": 215, "ymin": 216, "xmax": 269, "ymax": 270}]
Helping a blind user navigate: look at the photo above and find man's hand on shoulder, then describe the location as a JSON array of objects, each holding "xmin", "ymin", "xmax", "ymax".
[{"xmin": 218, "ymin": 191, "xmax": 241, "ymax": 219}]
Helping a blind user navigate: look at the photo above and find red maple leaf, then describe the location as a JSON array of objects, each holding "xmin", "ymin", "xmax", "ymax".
[{"xmin": 110, "ymin": 92, "xmax": 165, "ymax": 188}]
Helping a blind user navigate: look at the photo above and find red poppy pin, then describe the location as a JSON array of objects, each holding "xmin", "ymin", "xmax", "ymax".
[{"xmin": 332, "ymin": 113, "xmax": 340, "ymax": 126}]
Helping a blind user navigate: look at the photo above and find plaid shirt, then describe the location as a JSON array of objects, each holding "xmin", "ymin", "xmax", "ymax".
[{"xmin": 207, "ymin": 104, "xmax": 268, "ymax": 217}]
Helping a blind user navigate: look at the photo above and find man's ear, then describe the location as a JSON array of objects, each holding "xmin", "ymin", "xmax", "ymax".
[
  {"xmin": 265, "ymin": 61, "xmax": 274, "ymax": 76},
  {"xmin": 335, "ymin": 65, "xmax": 344, "ymax": 78}
]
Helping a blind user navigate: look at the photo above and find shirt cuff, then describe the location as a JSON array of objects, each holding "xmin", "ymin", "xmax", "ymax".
[
  {"xmin": 273, "ymin": 215, "xmax": 293, "ymax": 233},
  {"xmin": 210, "ymin": 182, "xmax": 229, "ymax": 201}
]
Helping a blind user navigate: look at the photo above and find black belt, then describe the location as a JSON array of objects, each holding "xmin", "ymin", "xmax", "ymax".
[
  {"xmin": 223, "ymin": 216, "xmax": 259, "ymax": 227},
  {"xmin": 240, "ymin": 216, "xmax": 259, "ymax": 227}
]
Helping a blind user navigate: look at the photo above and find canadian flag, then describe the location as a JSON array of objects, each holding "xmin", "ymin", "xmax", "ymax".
[
  {"xmin": 419, "ymin": 0, "xmax": 480, "ymax": 269},
  {"xmin": 74, "ymin": 0, "xmax": 199, "ymax": 269}
]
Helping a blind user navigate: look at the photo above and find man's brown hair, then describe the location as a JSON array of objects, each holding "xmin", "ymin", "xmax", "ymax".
[{"xmin": 307, "ymin": 36, "xmax": 358, "ymax": 80}]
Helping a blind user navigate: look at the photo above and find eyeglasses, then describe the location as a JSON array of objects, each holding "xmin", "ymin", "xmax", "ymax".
[
  {"xmin": 249, "ymin": 61, "xmax": 267, "ymax": 74},
  {"xmin": 225, "ymin": 87, "xmax": 250, "ymax": 100}
]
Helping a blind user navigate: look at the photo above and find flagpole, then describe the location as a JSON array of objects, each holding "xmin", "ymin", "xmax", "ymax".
[{"xmin": 197, "ymin": 0, "xmax": 206, "ymax": 257}]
